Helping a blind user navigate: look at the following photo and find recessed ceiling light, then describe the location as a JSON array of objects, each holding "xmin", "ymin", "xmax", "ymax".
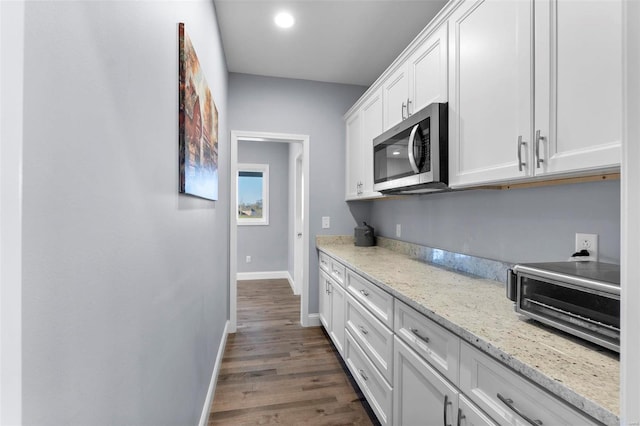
[
  {"xmin": 274, "ymin": 12, "xmax": 294, "ymax": 29},
  {"xmin": 392, "ymin": 151, "xmax": 400, "ymax": 156}
]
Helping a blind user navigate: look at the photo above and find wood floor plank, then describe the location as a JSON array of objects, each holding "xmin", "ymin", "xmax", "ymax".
[{"xmin": 208, "ymin": 279, "xmax": 378, "ymax": 425}]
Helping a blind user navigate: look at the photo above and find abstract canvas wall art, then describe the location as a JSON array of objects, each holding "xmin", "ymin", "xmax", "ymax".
[{"xmin": 179, "ymin": 23, "xmax": 218, "ymax": 200}]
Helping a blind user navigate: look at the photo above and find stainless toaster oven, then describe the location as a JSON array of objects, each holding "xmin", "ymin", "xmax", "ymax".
[{"xmin": 507, "ymin": 261, "xmax": 620, "ymax": 352}]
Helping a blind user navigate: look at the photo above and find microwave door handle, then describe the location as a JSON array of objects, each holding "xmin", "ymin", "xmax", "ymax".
[{"xmin": 408, "ymin": 124, "xmax": 420, "ymax": 173}]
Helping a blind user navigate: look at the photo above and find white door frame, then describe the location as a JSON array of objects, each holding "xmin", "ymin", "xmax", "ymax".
[
  {"xmin": 229, "ymin": 130, "xmax": 311, "ymax": 333},
  {"xmin": 293, "ymin": 153, "xmax": 304, "ymax": 295}
]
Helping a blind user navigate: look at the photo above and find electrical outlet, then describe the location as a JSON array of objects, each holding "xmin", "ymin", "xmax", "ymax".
[
  {"xmin": 322, "ymin": 216, "xmax": 330, "ymax": 229},
  {"xmin": 396, "ymin": 224, "xmax": 401, "ymax": 238},
  {"xmin": 575, "ymin": 233, "xmax": 598, "ymax": 260},
  {"xmin": 246, "ymin": 255, "xmax": 252, "ymax": 263}
]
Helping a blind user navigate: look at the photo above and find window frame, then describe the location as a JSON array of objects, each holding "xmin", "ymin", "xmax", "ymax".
[{"xmin": 236, "ymin": 163, "xmax": 269, "ymax": 226}]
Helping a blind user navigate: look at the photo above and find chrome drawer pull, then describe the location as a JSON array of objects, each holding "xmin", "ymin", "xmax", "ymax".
[
  {"xmin": 535, "ymin": 129, "xmax": 545, "ymax": 168},
  {"xmin": 359, "ymin": 369, "xmax": 368, "ymax": 381},
  {"xmin": 358, "ymin": 325, "xmax": 369, "ymax": 335},
  {"xmin": 517, "ymin": 135, "xmax": 527, "ymax": 172},
  {"xmin": 443, "ymin": 394, "xmax": 452, "ymax": 426},
  {"xmin": 410, "ymin": 327, "xmax": 430, "ymax": 343},
  {"xmin": 457, "ymin": 408, "xmax": 465, "ymax": 426},
  {"xmin": 360, "ymin": 289, "xmax": 370, "ymax": 297},
  {"xmin": 497, "ymin": 393, "xmax": 543, "ymax": 425}
]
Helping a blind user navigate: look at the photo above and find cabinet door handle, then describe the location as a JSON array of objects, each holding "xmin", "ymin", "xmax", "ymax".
[
  {"xmin": 326, "ymin": 281, "xmax": 332, "ymax": 294},
  {"xmin": 517, "ymin": 135, "xmax": 527, "ymax": 172},
  {"xmin": 358, "ymin": 325, "xmax": 369, "ymax": 335},
  {"xmin": 457, "ymin": 408, "xmax": 465, "ymax": 426},
  {"xmin": 497, "ymin": 393, "xmax": 543, "ymax": 425},
  {"xmin": 535, "ymin": 129, "xmax": 545, "ymax": 168},
  {"xmin": 443, "ymin": 394, "xmax": 452, "ymax": 426},
  {"xmin": 407, "ymin": 98, "xmax": 412, "ymax": 116},
  {"xmin": 360, "ymin": 289, "xmax": 370, "ymax": 297},
  {"xmin": 410, "ymin": 327, "xmax": 430, "ymax": 344},
  {"xmin": 359, "ymin": 369, "xmax": 368, "ymax": 381},
  {"xmin": 402, "ymin": 101, "xmax": 407, "ymax": 120}
]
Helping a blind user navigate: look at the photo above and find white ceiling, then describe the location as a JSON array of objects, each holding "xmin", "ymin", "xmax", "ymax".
[{"xmin": 214, "ymin": 0, "xmax": 448, "ymax": 87}]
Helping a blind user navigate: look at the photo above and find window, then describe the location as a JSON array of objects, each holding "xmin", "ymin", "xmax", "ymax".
[{"xmin": 237, "ymin": 164, "xmax": 269, "ymax": 225}]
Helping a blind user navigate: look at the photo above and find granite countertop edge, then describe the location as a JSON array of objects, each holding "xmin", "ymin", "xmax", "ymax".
[{"xmin": 316, "ymin": 241, "xmax": 618, "ymax": 426}]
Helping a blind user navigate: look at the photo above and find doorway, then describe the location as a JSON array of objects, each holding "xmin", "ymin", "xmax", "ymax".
[{"xmin": 229, "ymin": 131, "xmax": 311, "ymax": 333}]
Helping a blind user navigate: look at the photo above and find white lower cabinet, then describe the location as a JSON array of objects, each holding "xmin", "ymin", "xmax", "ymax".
[
  {"xmin": 459, "ymin": 394, "xmax": 499, "ymax": 426},
  {"xmin": 459, "ymin": 341, "xmax": 598, "ymax": 426},
  {"xmin": 393, "ymin": 336, "xmax": 460, "ymax": 426},
  {"xmin": 318, "ymin": 269, "xmax": 345, "ymax": 356},
  {"xmin": 345, "ymin": 330, "xmax": 393, "ymax": 425}
]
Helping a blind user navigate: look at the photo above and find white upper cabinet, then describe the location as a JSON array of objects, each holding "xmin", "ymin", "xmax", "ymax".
[
  {"xmin": 345, "ymin": 89, "xmax": 384, "ymax": 200},
  {"xmin": 383, "ymin": 26, "xmax": 449, "ymax": 131},
  {"xmin": 345, "ymin": 111, "xmax": 363, "ymax": 200},
  {"xmin": 449, "ymin": 0, "xmax": 622, "ymax": 188},
  {"xmin": 448, "ymin": 0, "xmax": 533, "ymax": 187},
  {"xmin": 382, "ymin": 65, "xmax": 410, "ymax": 130},
  {"xmin": 408, "ymin": 24, "xmax": 449, "ymax": 115},
  {"xmin": 534, "ymin": 0, "xmax": 622, "ymax": 176}
]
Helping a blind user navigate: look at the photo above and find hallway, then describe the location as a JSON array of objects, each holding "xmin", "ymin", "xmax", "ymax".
[{"xmin": 208, "ymin": 279, "xmax": 376, "ymax": 425}]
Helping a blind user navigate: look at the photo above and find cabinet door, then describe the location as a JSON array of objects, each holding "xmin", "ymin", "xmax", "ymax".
[
  {"xmin": 393, "ymin": 336, "xmax": 459, "ymax": 426},
  {"xmin": 360, "ymin": 90, "xmax": 383, "ymax": 198},
  {"xmin": 345, "ymin": 111, "xmax": 363, "ymax": 200},
  {"xmin": 382, "ymin": 64, "xmax": 409, "ymax": 130},
  {"xmin": 534, "ymin": 0, "xmax": 621, "ymax": 175},
  {"xmin": 458, "ymin": 394, "xmax": 498, "ymax": 426},
  {"xmin": 409, "ymin": 23, "xmax": 448, "ymax": 114},
  {"xmin": 448, "ymin": 0, "xmax": 533, "ymax": 187},
  {"xmin": 319, "ymin": 270, "xmax": 332, "ymax": 331},
  {"xmin": 329, "ymin": 280, "xmax": 346, "ymax": 356}
]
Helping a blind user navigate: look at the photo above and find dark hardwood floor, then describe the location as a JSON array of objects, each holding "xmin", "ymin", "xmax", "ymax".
[{"xmin": 208, "ymin": 279, "xmax": 376, "ymax": 425}]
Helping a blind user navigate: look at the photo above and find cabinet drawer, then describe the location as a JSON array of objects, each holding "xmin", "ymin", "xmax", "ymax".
[
  {"xmin": 319, "ymin": 251, "xmax": 330, "ymax": 273},
  {"xmin": 345, "ymin": 330, "xmax": 393, "ymax": 425},
  {"xmin": 346, "ymin": 270, "xmax": 394, "ymax": 328},
  {"xmin": 329, "ymin": 258, "xmax": 346, "ymax": 286},
  {"xmin": 459, "ymin": 342, "xmax": 598, "ymax": 426},
  {"xmin": 346, "ymin": 294, "xmax": 394, "ymax": 383},
  {"xmin": 395, "ymin": 299, "xmax": 460, "ymax": 384}
]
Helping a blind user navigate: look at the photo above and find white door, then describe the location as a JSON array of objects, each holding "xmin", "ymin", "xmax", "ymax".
[
  {"xmin": 534, "ymin": 0, "xmax": 622, "ymax": 176},
  {"xmin": 409, "ymin": 23, "xmax": 449, "ymax": 113},
  {"xmin": 448, "ymin": 0, "xmax": 533, "ymax": 187},
  {"xmin": 393, "ymin": 336, "xmax": 459, "ymax": 426},
  {"xmin": 293, "ymin": 153, "xmax": 304, "ymax": 294}
]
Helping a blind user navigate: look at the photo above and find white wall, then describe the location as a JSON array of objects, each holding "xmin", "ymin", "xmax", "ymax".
[
  {"xmin": 621, "ymin": 0, "xmax": 640, "ymax": 422},
  {"xmin": 237, "ymin": 140, "xmax": 289, "ymax": 273},
  {"xmin": 17, "ymin": 1, "xmax": 229, "ymax": 424},
  {"xmin": 0, "ymin": 1, "xmax": 25, "ymax": 423},
  {"xmin": 228, "ymin": 73, "xmax": 369, "ymax": 313}
]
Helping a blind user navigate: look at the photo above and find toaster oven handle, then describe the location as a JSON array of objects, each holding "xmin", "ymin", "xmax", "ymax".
[
  {"xmin": 507, "ymin": 269, "xmax": 517, "ymax": 302},
  {"xmin": 408, "ymin": 124, "xmax": 420, "ymax": 173}
]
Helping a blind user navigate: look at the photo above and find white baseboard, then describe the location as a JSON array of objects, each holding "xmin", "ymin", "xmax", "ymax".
[
  {"xmin": 306, "ymin": 313, "xmax": 321, "ymax": 327},
  {"xmin": 237, "ymin": 271, "xmax": 301, "ymax": 295},
  {"xmin": 198, "ymin": 320, "xmax": 229, "ymax": 426},
  {"xmin": 236, "ymin": 271, "xmax": 290, "ymax": 281}
]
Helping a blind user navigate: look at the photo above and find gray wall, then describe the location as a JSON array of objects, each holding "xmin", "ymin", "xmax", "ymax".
[
  {"xmin": 369, "ymin": 180, "xmax": 620, "ymax": 264},
  {"xmin": 20, "ymin": 2, "xmax": 229, "ymax": 425},
  {"xmin": 237, "ymin": 140, "xmax": 289, "ymax": 273},
  {"xmin": 228, "ymin": 73, "xmax": 368, "ymax": 312}
]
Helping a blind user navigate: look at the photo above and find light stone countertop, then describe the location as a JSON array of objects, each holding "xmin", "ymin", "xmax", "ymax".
[{"xmin": 316, "ymin": 238, "xmax": 619, "ymax": 426}]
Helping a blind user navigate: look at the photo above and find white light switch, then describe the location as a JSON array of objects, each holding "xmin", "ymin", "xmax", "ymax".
[
  {"xmin": 322, "ymin": 216, "xmax": 330, "ymax": 229},
  {"xmin": 245, "ymin": 256, "xmax": 252, "ymax": 263}
]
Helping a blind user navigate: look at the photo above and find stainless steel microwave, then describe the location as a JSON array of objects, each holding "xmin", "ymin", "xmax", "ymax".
[
  {"xmin": 373, "ymin": 102, "xmax": 448, "ymax": 194},
  {"xmin": 507, "ymin": 261, "xmax": 620, "ymax": 352}
]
